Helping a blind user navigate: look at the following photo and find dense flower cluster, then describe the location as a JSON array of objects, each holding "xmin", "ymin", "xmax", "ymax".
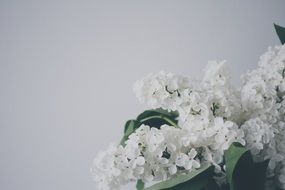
[
  {"xmin": 240, "ymin": 45, "xmax": 285, "ymax": 189},
  {"xmin": 92, "ymin": 125, "xmax": 201, "ymax": 190},
  {"xmin": 92, "ymin": 45, "xmax": 285, "ymax": 190}
]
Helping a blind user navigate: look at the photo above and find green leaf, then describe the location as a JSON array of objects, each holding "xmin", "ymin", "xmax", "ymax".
[
  {"xmin": 225, "ymin": 143, "xmax": 269, "ymax": 190},
  {"xmin": 205, "ymin": 178, "xmax": 221, "ymax": 190},
  {"xmin": 137, "ymin": 108, "xmax": 179, "ymax": 128},
  {"xmin": 120, "ymin": 120, "xmax": 141, "ymax": 146},
  {"xmin": 225, "ymin": 143, "xmax": 250, "ymax": 190},
  {"xmin": 136, "ymin": 180, "xmax": 145, "ymax": 190},
  {"xmin": 137, "ymin": 108, "xmax": 179, "ymax": 120},
  {"xmin": 274, "ymin": 24, "xmax": 285, "ymax": 44},
  {"xmin": 123, "ymin": 120, "xmax": 141, "ymax": 136},
  {"xmin": 144, "ymin": 164, "xmax": 214, "ymax": 190},
  {"xmin": 251, "ymin": 160, "xmax": 269, "ymax": 190}
]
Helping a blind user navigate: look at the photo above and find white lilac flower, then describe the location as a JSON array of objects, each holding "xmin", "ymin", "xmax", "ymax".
[
  {"xmin": 133, "ymin": 71, "xmax": 190, "ymax": 111},
  {"xmin": 91, "ymin": 144, "xmax": 128, "ymax": 190},
  {"xmin": 93, "ymin": 44, "xmax": 285, "ymax": 190},
  {"xmin": 240, "ymin": 45, "xmax": 285, "ymax": 188},
  {"xmin": 241, "ymin": 118, "xmax": 275, "ymax": 158},
  {"xmin": 92, "ymin": 120, "xmax": 245, "ymax": 189},
  {"xmin": 175, "ymin": 149, "xmax": 200, "ymax": 170},
  {"xmin": 203, "ymin": 60, "xmax": 229, "ymax": 87},
  {"xmin": 202, "ymin": 61, "xmax": 243, "ymax": 123}
]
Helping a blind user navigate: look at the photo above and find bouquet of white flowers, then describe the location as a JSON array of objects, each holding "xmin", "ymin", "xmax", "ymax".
[{"xmin": 91, "ymin": 24, "xmax": 285, "ymax": 190}]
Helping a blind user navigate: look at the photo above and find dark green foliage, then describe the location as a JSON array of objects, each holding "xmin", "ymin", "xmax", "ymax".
[
  {"xmin": 137, "ymin": 108, "xmax": 179, "ymax": 128},
  {"xmin": 274, "ymin": 24, "xmax": 285, "ymax": 44},
  {"xmin": 225, "ymin": 143, "xmax": 269, "ymax": 190}
]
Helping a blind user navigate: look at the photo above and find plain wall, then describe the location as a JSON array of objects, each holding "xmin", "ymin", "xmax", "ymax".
[{"xmin": 0, "ymin": 1, "xmax": 285, "ymax": 189}]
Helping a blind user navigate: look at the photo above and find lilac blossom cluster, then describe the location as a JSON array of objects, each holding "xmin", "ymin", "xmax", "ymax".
[{"xmin": 92, "ymin": 45, "xmax": 285, "ymax": 190}]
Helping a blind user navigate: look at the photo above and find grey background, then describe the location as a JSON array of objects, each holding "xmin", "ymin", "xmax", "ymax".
[{"xmin": 0, "ymin": 0, "xmax": 284, "ymax": 190}]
